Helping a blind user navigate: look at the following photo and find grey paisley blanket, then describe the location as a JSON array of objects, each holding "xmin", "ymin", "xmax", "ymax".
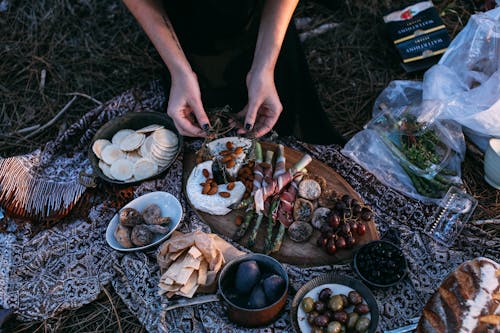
[{"xmin": 0, "ymin": 81, "xmax": 498, "ymax": 332}]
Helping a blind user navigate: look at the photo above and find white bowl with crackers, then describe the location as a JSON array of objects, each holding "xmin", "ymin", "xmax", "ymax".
[
  {"xmin": 106, "ymin": 191, "xmax": 183, "ymax": 251},
  {"xmin": 89, "ymin": 112, "xmax": 182, "ymax": 184}
]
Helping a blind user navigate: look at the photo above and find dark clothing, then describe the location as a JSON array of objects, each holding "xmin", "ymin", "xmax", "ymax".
[{"xmin": 161, "ymin": 1, "xmax": 345, "ymax": 145}]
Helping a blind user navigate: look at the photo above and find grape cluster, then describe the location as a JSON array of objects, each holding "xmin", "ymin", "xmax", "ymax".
[{"xmin": 316, "ymin": 194, "xmax": 373, "ymax": 255}]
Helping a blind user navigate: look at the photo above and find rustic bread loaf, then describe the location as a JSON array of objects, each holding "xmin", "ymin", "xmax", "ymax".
[{"xmin": 417, "ymin": 257, "xmax": 500, "ymax": 333}]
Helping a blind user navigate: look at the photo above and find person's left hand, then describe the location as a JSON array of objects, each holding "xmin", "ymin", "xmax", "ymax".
[{"xmin": 235, "ymin": 68, "xmax": 282, "ymax": 138}]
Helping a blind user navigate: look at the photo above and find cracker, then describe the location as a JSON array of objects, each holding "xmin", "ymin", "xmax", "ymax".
[{"xmin": 112, "ymin": 129, "xmax": 135, "ymax": 145}]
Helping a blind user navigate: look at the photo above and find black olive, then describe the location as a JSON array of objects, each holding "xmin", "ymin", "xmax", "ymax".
[{"xmin": 319, "ymin": 288, "xmax": 333, "ymax": 302}]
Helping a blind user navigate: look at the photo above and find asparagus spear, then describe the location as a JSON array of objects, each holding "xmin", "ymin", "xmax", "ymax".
[
  {"xmin": 264, "ymin": 199, "xmax": 279, "ymax": 254},
  {"xmin": 234, "ymin": 208, "xmax": 254, "ymax": 241},
  {"xmin": 247, "ymin": 214, "xmax": 264, "ymax": 248}
]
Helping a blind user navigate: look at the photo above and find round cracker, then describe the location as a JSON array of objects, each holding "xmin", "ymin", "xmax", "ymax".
[
  {"xmin": 140, "ymin": 135, "xmax": 154, "ymax": 158},
  {"xmin": 110, "ymin": 158, "xmax": 134, "ymax": 181},
  {"xmin": 120, "ymin": 132, "xmax": 145, "ymax": 152},
  {"xmin": 99, "ymin": 161, "xmax": 115, "ymax": 179},
  {"xmin": 152, "ymin": 128, "xmax": 178, "ymax": 148},
  {"xmin": 112, "ymin": 129, "xmax": 135, "ymax": 145},
  {"xmin": 136, "ymin": 124, "xmax": 164, "ymax": 134},
  {"xmin": 133, "ymin": 158, "xmax": 159, "ymax": 180},
  {"xmin": 151, "ymin": 144, "xmax": 177, "ymax": 160},
  {"xmin": 92, "ymin": 139, "xmax": 111, "ymax": 159},
  {"xmin": 101, "ymin": 144, "xmax": 126, "ymax": 164},
  {"xmin": 126, "ymin": 150, "xmax": 142, "ymax": 162}
]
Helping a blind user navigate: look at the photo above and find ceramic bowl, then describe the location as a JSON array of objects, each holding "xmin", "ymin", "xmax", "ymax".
[
  {"xmin": 291, "ymin": 273, "xmax": 379, "ymax": 333},
  {"xmin": 218, "ymin": 253, "xmax": 289, "ymax": 327},
  {"xmin": 484, "ymin": 138, "xmax": 500, "ymax": 189},
  {"xmin": 353, "ymin": 240, "xmax": 408, "ymax": 288},
  {"xmin": 88, "ymin": 111, "xmax": 182, "ymax": 185},
  {"xmin": 106, "ymin": 191, "xmax": 183, "ymax": 251}
]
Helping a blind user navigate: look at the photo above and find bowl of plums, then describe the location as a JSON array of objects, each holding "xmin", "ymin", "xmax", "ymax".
[
  {"xmin": 292, "ymin": 273, "xmax": 379, "ymax": 333},
  {"xmin": 218, "ymin": 253, "xmax": 289, "ymax": 327},
  {"xmin": 353, "ymin": 240, "xmax": 408, "ymax": 288}
]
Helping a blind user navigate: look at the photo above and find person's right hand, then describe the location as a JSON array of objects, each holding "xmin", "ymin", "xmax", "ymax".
[{"xmin": 167, "ymin": 71, "xmax": 210, "ymax": 137}]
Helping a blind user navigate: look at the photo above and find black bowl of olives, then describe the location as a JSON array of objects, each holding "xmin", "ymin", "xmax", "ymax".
[
  {"xmin": 353, "ymin": 240, "xmax": 408, "ymax": 288},
  {"xmin": 218, "ymin": 253, "xmax": 289, "ymax": 327}
]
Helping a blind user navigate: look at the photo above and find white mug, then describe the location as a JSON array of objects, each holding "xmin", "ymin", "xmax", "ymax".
[{"xmin": 484, "ymin": 138, "xmax": 500, "ymax": 190}]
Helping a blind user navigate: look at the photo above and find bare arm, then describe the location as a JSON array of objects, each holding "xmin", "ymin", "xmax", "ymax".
[
  {"xmin": 122, "ymin": 0, "xmax": 209, "ymax": 137},
  {"xmin": 238, "ymin": 0, "xmax": 299, "ymax": 137}
]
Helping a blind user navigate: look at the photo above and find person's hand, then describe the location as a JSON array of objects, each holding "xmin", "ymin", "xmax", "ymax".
[
  {"xmin": 236, "ymin": 69, "xmax": 282, "ymax": 138},
  {"xmin": 167, "ymin": 71, "xmax": 210, "ymax": 137}
]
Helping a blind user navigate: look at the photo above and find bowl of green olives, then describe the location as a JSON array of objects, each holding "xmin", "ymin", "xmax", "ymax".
[
  {"xmin": 291, "ymin": 273, "xmax": 379, "ymax": 333},
  {"xmin": 353, "ymin": 240, "xmax": 408, "ymax": 288},
  {"xmin": 218, "ymin": 253, "xmax": 289, "ymax": 327}
]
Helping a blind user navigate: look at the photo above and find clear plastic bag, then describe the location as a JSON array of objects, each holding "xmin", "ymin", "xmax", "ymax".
[
  {"xmin": 342, "ymin": 85, "xmax": 463, "ymax": 202},
  {"xmin": 343, "ymin": 6, "xmax": 500, "ymax": 201}
]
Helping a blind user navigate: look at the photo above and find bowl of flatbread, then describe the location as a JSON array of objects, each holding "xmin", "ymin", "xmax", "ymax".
[{"xmin": 88, "ymin": 111, "xmax": 182, "ymax": 184}]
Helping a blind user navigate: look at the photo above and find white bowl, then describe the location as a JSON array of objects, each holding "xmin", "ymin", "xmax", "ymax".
[
  {"xmin": 484, "ymin": 138, "xmax": 500, "ymax": 190},
  {"xmin": 106, "ymin": 191, "xmax": 183, "ymax": 251}
]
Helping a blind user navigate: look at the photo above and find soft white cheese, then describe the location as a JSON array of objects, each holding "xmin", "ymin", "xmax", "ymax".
[{"xmin": 186, "ymin": 160, "xmax": 245, "ymax": 215}]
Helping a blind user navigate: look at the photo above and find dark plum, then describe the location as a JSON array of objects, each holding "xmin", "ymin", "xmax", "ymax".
[
  {"xmin": 247, "ymin": 283, "xmax": 267, "ymax": 309},
  {"xmin": 326, "ymin": 239, "xmax": 337, "ymax": 255},
  {"xmin": 262, "ymin": 274, "xmax": 285, "ymax": 304},
  {"xmin": 356, "ymin": 223, "xmax": 367, "ymax": 236},
  {"xmin": 354, "ymin": 303, "xmax": 370, "ymax": 315},
  {"xmin": 235, "ymin": 260, "xmax": 261, "ymax": 294}
]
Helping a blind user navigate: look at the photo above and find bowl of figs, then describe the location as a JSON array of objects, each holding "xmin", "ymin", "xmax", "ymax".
[
  {"xmin": 353, "ymin": 240, "xmax": 408, "ymax": 288},
  {"xmin": 218, "ymin": 253, "xmax": 289, "ymax": 327},
  {"xmin": 291, "ymin": 273, "xmax": 379, "ymax": 333}
]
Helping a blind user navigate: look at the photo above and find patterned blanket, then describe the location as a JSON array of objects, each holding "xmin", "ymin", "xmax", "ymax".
[{"xmin": 0, "ymin": 81, "xmax": 498, "ymax": 332}]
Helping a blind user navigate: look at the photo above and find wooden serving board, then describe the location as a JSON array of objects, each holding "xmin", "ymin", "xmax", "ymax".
[{"xmin": 183, "ymin": 142, "xmax": 379, "ymax": 266}]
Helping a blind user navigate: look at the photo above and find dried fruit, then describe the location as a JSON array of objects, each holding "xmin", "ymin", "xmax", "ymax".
[
  {"xmin": 234, "ymin": 146, "xmax": 243, "ymax": 155},
  {"xmin": 219, "ymin": 149, "xmax": 232, "ymax": 156},
  {"xmin": 235, "ymin": 215, "xmax": 243, "ymax": 226},
  {"xmin": 202, "ymin": 168, "xmax": 210, "ymax": 178},
  {"xmin": 226, "ymin": 159, "xmax": 235, "ymax": 168},
  {"xmin": 227, "ymin": 182, "xmax": 235, "ymax": 190},
  {"xmin": 226, "ymin": 141, "xmax": 234, "ymax": 150},
  {"xmin": 219, "ymin": 191, "xmax": 230, "ymax": 198},
  {"xmin": 207, "ymin": 186, "xmax": 218, "ymax": 195},
  {"xmin": 221, "ymin": 155, "xmax": 233, "ymax": 163},
  {"xmin": 202, "ymin": 183, "xmax": 211, "ymax": 194}
]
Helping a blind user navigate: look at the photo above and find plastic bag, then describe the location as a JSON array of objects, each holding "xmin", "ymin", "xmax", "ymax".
[
  {"xmin": 342, "ymin": 81, "xmax": 463, "ymax": 203},
  {"xmin": 422, "ymin": 6, "xmax": 500, "ymax": 150},
  {"xmin": 342, "ymin": 6, "xmax": 500, "ymax": 201}
]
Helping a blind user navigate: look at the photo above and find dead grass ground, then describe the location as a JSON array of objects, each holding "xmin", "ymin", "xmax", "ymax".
[{"xmin": 1, "ymin": 0, "xmax": 498, "ymax": 332}]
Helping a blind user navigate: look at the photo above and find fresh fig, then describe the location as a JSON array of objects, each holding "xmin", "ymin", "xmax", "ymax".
[
  {"xmin": 247, "ymin": 283, "xmax": 267, "ymax": 309},
  {"xmin": 262, "ymin": 274, "xmax": 285, "ymax": 303},
  {"xmin": 234, "ymin": 260, "xmax": 261, "ymax": 294}
]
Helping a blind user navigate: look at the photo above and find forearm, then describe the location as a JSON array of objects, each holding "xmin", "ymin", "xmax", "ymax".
[
  {"xmin": 251, "ymin": 0, "xmax": 299, "ymax": 74},
  {"xmin": 122, "ymin": 0, "xmax": 192, "ymax": 78}
]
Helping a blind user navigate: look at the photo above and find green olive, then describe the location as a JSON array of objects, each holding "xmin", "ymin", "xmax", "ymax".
[
  {"xmin": 307, "ymin": 311, "xmax": 319, "ymax": 325},
  {"xmin": 346, "ymin": 312, "xmax": 360, "ymax": 330},
  {"xmin": 328, "ymin": 295, "xmax": 345, "ymax": 312},
  {"xmin": 355, "ymin": 317, "xmax": 371, "ymax": 333},
  {"xmin": 302, "ymin": 297, "xmax": 315, "ymax": 313},
  {"xmin": 326, "ymin": 321, "xmax": 342, "ymax": 333}
]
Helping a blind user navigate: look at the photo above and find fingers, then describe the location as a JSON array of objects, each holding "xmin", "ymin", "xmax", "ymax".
[
  {"xmin": 190, "ymin": 99, "xmax": 211, "ymax": 132},
  {"xmin": 167, "ymin": 103, "xmax": 206, "ymax": 137}
]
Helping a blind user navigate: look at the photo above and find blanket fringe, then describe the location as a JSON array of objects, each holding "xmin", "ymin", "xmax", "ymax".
[{"xmin": 0, "ymin": 155, "xmax": 86, "ymax": 220}]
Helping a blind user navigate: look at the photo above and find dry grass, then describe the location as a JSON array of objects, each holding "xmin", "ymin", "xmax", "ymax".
[{"xmin": 1, "ymin": 0, "xmax": 497, "ymax": 332}]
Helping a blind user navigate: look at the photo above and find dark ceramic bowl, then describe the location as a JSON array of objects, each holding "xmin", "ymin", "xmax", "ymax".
[
  {"xmin": 218, "ymin": 253, "xmax": 289, "ymax": 327},
  {"xmin": 353, "ymin": 240, "xmax": 408, "ymax": 288},
  {"xmin": 291, "ymin": 273, "xmax": 379, "ymax": 333},
  {"xmin": 88, "ymin": 111, "xmax": 182, "ymax": 185}
]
